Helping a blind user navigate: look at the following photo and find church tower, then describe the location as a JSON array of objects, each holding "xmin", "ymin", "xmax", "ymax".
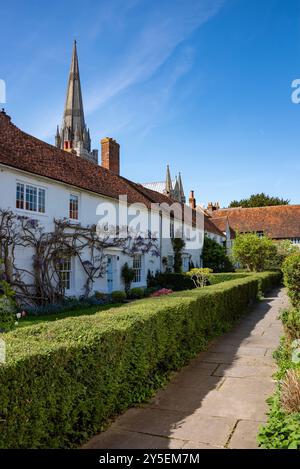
[{"xmin": 55, "ymin": 41, "xmax": 98, "ymax": 164}]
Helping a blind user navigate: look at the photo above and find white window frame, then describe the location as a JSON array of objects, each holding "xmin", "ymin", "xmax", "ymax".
[
  {"xmin": 132, "ymin": 254, "xmax": 143, "ymax": 284},
  {"xmin": 58, "ymin": 258, "xmax": 73, "ymax": 292},
  {"xmin": 16, "ymin": 180, "xmax": 46, "ymax": 214},
  {"xmin": 291, "ymin": 238, "xmax": 300, "ymax": 245},
  {"xmin": 69, "ymin": 193, "xmax": 79, "ymax": 221}
]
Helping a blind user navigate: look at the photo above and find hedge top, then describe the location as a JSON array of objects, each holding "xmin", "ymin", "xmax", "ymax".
[{"xmin": 2, "ymin": 272, "xmax": 280, "ymax": 365}]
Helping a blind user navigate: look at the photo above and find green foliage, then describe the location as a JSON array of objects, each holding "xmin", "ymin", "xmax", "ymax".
[
  {"xmin": 147, "ymin": 271, "xmax": 195, "ymax": 291},
  {"xmin": 111, "ymin": 290, "xmax": 127, "ymax": 303},
  {"xmin": 0, "ymin": 272, "xmax": 280, "ymax": 448},
  {"xmin": 258, "ymin": 336, "xmax": 300, "ymax": 449},
  {"xmin": 208, "ymin": 272, "xmax": 249, "ymax": 285},
  {"xmin": 186, "ymin": 268, "xmax": 213, "ymax": 288},
  {"xmin": 0, "ymin": 262, "xmax": 16, "ymax": 332},
  {"xmin": 232, "ymin": 233, "xmax": 277, "ymax": 272},
  {"xmin": 129, "ymin": 288, "xmax": 145, "ymax": 299},
  {"xmin": 282, "ymin": 252, "xmax": 300, "ymax": 307},
  {"xmin": 258, "ymin": 262, "xmax": 300, "ymax": 449},
  {"xmin": 229, "ymin": 192, "xmax": 290, "ymax": 208},
  {"xmin": 281, "ymin": 308, "xmax": 300, "ymax": 341},
  {"xmin": 171, "ymin": 237, "xmax": 185, "ymax": 273},
  {"xmin": 202, "ymin": 236, "xmax": 234, "ymax": 272},
  {"xmin": 266, "ymin": 240, "xmax": 299, "ymax": 270},
  {"xmin": 121, "ymin": 263, "xmax": 135, "ymax": 295},
  {"xmin": 258, "ymin": 393, "xmax": 300, "ymax": 449}
]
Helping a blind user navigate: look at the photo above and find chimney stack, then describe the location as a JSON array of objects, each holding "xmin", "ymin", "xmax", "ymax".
[
  {"xmin": 207, "ymin": 202, "xmax": 220, "ymax": 212},
  {"xmin": 189, "ymin": 190, "xmax": 196, "ymax": 209},
  {"xmin": 101, "ymin": 137, "xmax": 120, "ymax": 175}
]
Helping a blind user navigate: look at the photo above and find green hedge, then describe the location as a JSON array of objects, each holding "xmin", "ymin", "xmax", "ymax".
[
  {"xmin": 147, "ymin": 272, "xmax": 195, "ymax": 291},
  {"xmin": 208, "ymin": 273, "xmax": 249, "ymax": 285},
  {"xmin": 0, "ymin": 272, "xmax": 281, "ymax": 448}
]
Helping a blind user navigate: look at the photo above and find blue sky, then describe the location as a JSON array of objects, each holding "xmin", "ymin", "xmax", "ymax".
[{"xmin": 1, "ymin": 0, "xmax": 300, "ymax": 207}]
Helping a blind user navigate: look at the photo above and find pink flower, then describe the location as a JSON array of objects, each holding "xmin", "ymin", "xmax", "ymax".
[
  {"xmin": 151, "ymin": 288, "xmax": 173, "ymax": 297},
  {"xmin": 21, "ymin": 310, "xmax": 27, "ymax": 317}
]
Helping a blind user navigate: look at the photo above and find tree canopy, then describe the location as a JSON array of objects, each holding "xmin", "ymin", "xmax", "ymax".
[
  {"xmin": 202, "ymin": 236, "xmax": 234, "ymax": 272},
  {"xmin": 229, "ymin": 193, "xmax": 290, "ymax": 208},
  {"xmin": 232, "ymin": 233, "xmax": 277, "ymax": 272}
]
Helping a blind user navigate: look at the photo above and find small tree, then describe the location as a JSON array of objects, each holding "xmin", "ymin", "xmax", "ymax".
[
  {"xmin": 121, "ymin": 262, "xmax": 135, "ymax": 296},
  {"xmin": 172, "ymin": 236, "xmax": 185, "ymax": 273},
  {"xmin": 232, "ymin": 233, "xmax": 277, "ymax": 272},
  {"xmin": 202, "ymin": 236, "xmax": 234, "ymax": 272},
  {"xmin": 186, "ymin": 268, "xmax": 213, "ymax": 288}
]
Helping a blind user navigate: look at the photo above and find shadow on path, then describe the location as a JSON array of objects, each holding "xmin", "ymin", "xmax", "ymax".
[{"xmin": 83, "ymin": 288, "xmax": 288, "ymax": 449}]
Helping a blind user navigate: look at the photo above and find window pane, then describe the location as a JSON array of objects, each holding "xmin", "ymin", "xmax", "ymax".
[
  {"xmin": 38, "ymin": 188, "xmax": 46, "ymax": 213},
  {"xmin": 25, "ymin": 185, "xmax": 37, "ymax": 211},
  {"xmin": 16, "ymin": 183, "xmax": 24, "ymax": 209},
  {"xmin": 59, "ymin": 259, "xmax": 72, "ymax": 290},
  {"xmin": 133, "ymin": 255, "xmax": 142, "ymax": 283},
  {"xmin": 69, "ymin": 194, "xmax": 79, "ymax": 220}
]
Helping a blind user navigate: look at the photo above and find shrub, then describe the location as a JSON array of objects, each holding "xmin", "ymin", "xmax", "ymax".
[
  {"xmin": 111, "ymin": 290, "xmax": 127, "ymax": 303},
  {"xmin": 280, "ymin": 369, "xmax": 300, "ymax": 414},
  {"xmin": 147, "ymin": 272, "xmax": 195, "ymax": 291},
  {"xmin": 129, "ymin": 288, "xmax": 145, "ymax": 299},
  {"xmin": 121, "ymin": 263, "xmax": 135, "ymax": 296},
  {"xmin": 172, "ymin": 237, "xmax": 185, "ymax": 273},
  {"xmin": 186, "ymin": 268, "xmax": 213, "ymax": 288},
  {"xmin": 150, "ymin": 288, "xmax": 173, "ymax": 297},
  {"xmin": 202, "ymin": 236, "xmax": 235, "ymax": 272},
  {"xmin": 0, "ymin": 273, "xmax": 281, "ymax": 448},
  {"xmin": 0, "ymin": 279, "xmax": 16, "ymax": 332},
  {"xmin": 266, "ymin": 240, "xmax": 298, "ymax": 270},
  {"xmin": 94, "ymin": 291, "xmax": 109, "ymax": 302},
  {"xmin": 282, "ymin": 252, "xmax": 300, "ymax": 307},
  {"xmin": 232, "ymin": 233, "xmax": 277, "ymax": 272},
  {"xmin": 281, "ymin": 308, "xmax": 300, "ymax": 341},
  {"xmin": 24, "ymin": 295, "xmax": 106, "ymax": 317}
]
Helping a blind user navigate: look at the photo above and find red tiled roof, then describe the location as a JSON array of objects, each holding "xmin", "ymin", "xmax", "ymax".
[
  {"xmin": 0, "ymin": 111, "xmax": 171, "ymax": 209},
  {"xmin": 209, "ymin": 216, "xmax": 236, "ymax": 239},
  {"xmin": 203, "ymin": 214, "xmax": 226, "ymax": 237},
  {"xmin": 212, "ymin": 206, "xmax": 300, "ymax": 239},
  {"xmin": 0, "ymin": 111, "xmax": 218, "ymax": 235}
]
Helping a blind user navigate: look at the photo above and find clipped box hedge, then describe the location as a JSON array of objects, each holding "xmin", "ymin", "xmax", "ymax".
[{"xmin": 0, "ymin": 271, "xmax": 281, "ymax": 448}]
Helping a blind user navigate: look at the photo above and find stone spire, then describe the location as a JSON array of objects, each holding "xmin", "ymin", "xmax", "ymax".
[
  {"xmin": 165, "ymin": 165, "xmax": 173, "ymax": 196},
  {"xmin": 173, "ymin": 176, "xmax": 180, "ymax": 202},
  {"xmin": 178, "ymin": 172, "xmax": 186, "ymax": 203},
  {"xmin": 56, "ymin": 41, "xmax": 98, "ymax": 164},
  {"xmin": 62, "ymin": 40, "xmax": 85, "ymax": 140}
]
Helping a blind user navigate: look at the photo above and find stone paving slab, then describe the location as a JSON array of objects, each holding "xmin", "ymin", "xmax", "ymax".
[
  {"xmin": 110, "ymin": 407, "xmax": 236, "ymax": 447},
  {"xmin": 83, "ymin": 289, "xmax": 289, "ymax": 449},
  {"xmin": 83, "ymin": 428, "xmax": 185, "ymax": 449},
  {"xmin": 228, "ymin": 420, "xmax": 265, "ymax": 449}
]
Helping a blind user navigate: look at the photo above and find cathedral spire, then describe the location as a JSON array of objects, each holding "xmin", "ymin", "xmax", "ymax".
[
  {"xmin": 165, "ymin": 165, "xmax": 173, "ymax": 196},
  {"xmin": 56, "ymin": 41, "xmax": 97, "ymax": 163},
  {"xmin": 62, "ymin": 40, "xmax": 85, "ymax": 142},
  {"xmin": 178, "ymin": 172, "xmax": 186, "ymax": 203}
]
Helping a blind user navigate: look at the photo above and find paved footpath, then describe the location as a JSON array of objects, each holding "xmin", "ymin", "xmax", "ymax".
[{"xmin": 84, "ymin": 289, "xmax": 289, "ymax": 449}]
